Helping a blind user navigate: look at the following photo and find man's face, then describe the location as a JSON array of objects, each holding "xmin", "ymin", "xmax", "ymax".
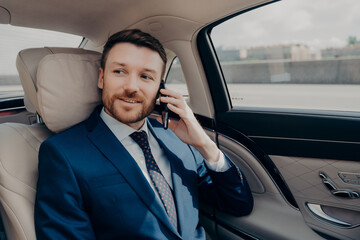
[{"xmin": 98, "ymin": 42, "xmax": 163, "ymax": 129}]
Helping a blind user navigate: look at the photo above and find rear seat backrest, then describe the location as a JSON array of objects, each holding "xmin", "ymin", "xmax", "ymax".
[
  {"xmin": 0, "ymin": 123, "xmax": 52, "ymax": 240},
  {"xmin": 0, "ymin": 47, "xmax": 101, "ymax": 240}
]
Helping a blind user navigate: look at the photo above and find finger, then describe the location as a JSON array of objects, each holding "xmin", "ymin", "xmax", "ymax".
[
  {"xmin": 167, "ymin": 103, "xmax": 186, "ymax": 117},
  {"xmin": 160, "ymin": 96, "xmax": 185, "ymax": 109},
  {"xmin": 160, "ymin": 88, "xmax": 183, "ymax": 99}
]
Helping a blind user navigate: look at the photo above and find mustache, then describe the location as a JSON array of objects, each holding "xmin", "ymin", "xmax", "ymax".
[{"xmin": 111, "ymin": 92, "xmax": 144, "ymax": 102}]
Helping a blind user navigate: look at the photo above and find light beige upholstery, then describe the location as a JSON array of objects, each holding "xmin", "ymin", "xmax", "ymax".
[
  {"xmin": 0, "ymin": 123, "xmax": 52, "ymax": 240},
  {"xmin": 16, "ymin": 47, "xmax": 101, "ymax": 117},
  {"xmin": 0, "ymin": 47, "xmax": 101, "ymax": 240},
  {"xmin": 37, "ymin": 52, "xmax": 102, "ymax": 132}
]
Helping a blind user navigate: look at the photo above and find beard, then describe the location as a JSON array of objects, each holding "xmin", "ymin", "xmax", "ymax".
[{"xmin": 102, "ymin": 90, "xmax": 157, "ymax": 125}]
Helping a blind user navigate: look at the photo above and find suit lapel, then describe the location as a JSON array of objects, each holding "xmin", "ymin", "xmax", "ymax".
[
  {"xmin": 86, "ymin": 112, "xmax": 180, "ymax": 238},
  {"xmin": 147, "ymin": 119, "xmax": 191, "ymax": 237}
]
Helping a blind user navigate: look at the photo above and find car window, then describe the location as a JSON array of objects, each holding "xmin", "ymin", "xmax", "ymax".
[
  {"xmin": 165, "ymin": 57, "xmax": 189, "ymax": 100},
  {"xmin": 211, "ymin": 0, "xmax": 360, "ymax": 112},
  {"xmin": 0, "ymin": 24, "xmax": 82, "ymax": 99}
]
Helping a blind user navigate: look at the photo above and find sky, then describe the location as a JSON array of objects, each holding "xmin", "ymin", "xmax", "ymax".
[
  {"xmin": 1, "ymin": 0, "xmax": 360, "ymax": 75},
  {"xmin": 211, "ymin": 0, "xmax": 360, "ymax": 50}
]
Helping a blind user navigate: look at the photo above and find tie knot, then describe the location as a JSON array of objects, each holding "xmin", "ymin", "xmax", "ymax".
[{"xmin": 130, "ymin": 131, "xmax": 149, "ymax": 151}]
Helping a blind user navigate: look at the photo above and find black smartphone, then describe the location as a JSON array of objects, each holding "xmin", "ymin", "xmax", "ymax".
[{"xmin": 159, "ymin": 80, "xmax": 169, "ymax": 129}]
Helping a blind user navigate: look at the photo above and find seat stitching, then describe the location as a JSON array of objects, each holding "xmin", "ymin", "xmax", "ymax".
[
  {"xmin": 3, "ymin": 123, "xmax": 44, "ymax": 151},
  {"xmin": 0, "ymin": 190, "xmax": 29, "ymax": 240},
  {"xmin": 0, "ymin": 159, "xmax": 36, "ymax": 195}
]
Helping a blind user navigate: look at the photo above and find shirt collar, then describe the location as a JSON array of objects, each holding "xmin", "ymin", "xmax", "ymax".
[{"xmin": 100, "ymin": 107, "xmax": 149, "ymax": 142}]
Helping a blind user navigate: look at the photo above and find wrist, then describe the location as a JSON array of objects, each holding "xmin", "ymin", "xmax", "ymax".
[{"xmin": 195, "ymin": 139, "xmax": 220, "ymax": 163}]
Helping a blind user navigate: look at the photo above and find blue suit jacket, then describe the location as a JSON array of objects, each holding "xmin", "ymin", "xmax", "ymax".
[{"xmin": 35, "ymin": 107, "xmax": 253, "ymax": 240}]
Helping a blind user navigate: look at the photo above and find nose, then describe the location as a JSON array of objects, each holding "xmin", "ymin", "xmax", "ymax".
[{"xmin": 123, "ymin": 74, "xmax": 139, "ymax": 94}]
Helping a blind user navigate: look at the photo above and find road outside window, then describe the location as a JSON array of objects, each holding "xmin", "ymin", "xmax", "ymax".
[
  {"xmin": 0, "ymin": 25, "xmax": 82, "ymax": 99},
  {"xmin": 211, "ymin": 0, "xmax": 360, "ymax": 112}
]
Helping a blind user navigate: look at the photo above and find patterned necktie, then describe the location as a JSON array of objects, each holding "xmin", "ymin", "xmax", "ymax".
[{"xmin": 130, "ymin": 131, "xmax": 178, "ymax": 229}]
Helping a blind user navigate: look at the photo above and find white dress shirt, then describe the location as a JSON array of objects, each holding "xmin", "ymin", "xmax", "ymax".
[{"xmin": 100, "ymin": 108, "xmax": 230, "ymax": 195}]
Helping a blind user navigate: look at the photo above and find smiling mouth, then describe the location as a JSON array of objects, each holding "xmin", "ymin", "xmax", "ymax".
[{"xmin": 120, "ymin": 98, "xmax": 141, "ymax": 103}]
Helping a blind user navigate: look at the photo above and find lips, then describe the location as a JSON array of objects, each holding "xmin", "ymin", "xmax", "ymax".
[{"xmin": 120, "ymin": 98, "xmax": 141, "ymax": 104}]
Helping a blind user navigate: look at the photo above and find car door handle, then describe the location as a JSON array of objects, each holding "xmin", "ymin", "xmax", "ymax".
[{"xmin": 306, "ymin": 203, "xmax": 352, "ymax": 227}]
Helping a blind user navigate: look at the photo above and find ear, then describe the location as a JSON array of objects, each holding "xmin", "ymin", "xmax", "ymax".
[{"xmin": 98, "ymin": 67, "xmax": 104, "ymax": 89}]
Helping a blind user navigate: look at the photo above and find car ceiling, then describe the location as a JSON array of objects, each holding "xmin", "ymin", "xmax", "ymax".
[{"xmin": 0, "ymin": 0, "xmax": 271, "ymax": 46}]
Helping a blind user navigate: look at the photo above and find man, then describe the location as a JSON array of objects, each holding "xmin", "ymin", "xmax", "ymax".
[{"xmin": 35, "ymin": 29, "xmax": 253, "ymax": 239}]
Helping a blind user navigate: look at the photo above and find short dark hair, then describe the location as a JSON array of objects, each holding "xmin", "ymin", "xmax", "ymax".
[{"xmin": 100, "ymin": 29, "xmax": 167, "ymax": 77}]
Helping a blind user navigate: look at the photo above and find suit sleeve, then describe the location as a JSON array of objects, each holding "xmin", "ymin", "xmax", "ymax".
[
  {"xmin": 35, "ymin": 141, "xmax": 96, "ymax": 239},
  {"xmin": 191, "ymin": 146, "xmax": 254, "ymax": 217}
]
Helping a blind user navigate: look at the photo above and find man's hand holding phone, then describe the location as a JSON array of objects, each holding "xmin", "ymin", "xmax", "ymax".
[{"xmin": 157, "ymin": 87, "xmax": 221, "ymax": 163}]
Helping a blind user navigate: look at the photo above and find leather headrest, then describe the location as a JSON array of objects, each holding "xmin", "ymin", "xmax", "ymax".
[{"xmin": 16, "ymin": 47, "xmax": 102, "ymax": 132}]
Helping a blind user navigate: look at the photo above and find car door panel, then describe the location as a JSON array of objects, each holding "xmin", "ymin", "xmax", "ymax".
[
  {"xmin": 218, "ymin": 135, "xmax": 265, "ymax": 194},
  {"xmin": 272, "ymin": 155, "xmax": 360, "ymax": 239},
  {"xmin": 210, "ymin": 113, "xmax": 360, "ymax": 240},
  {"xmin": 216, "ymin": 134, "xmax": 324, "ymax": 240}
]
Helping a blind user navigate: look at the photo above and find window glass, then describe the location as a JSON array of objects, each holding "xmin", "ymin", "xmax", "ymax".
[
  {"xmin": 0, "ymin": 24, "xmax": 82, "ymax": 99},
  {"xmin": 211, "ymin": 0, "xmax": 360, "ymax": 112},
  {"xmin": 165, "ymin": 57, "xmax": 189, "ymax": 99}
]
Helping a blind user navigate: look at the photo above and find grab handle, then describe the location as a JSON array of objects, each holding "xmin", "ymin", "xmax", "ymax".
[{"xmin": 307, "ymin": 203, "xmax": 352, "ymax": 227}]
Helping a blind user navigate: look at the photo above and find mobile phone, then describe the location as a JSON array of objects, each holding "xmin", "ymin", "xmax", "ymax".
[{"xmin": 159, "ymin": 80, "xmax": 169, "ymax": 129}]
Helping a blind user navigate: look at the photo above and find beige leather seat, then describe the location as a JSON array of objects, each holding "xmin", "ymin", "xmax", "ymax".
[{"xmin": 0, "ymin": 47, "xmax": 102, "ymax": 240}]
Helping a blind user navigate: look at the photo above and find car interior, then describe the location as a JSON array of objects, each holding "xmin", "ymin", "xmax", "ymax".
[{"xmin": 0, "ymin": 0, "xmax": 359, "ymax": 240}]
